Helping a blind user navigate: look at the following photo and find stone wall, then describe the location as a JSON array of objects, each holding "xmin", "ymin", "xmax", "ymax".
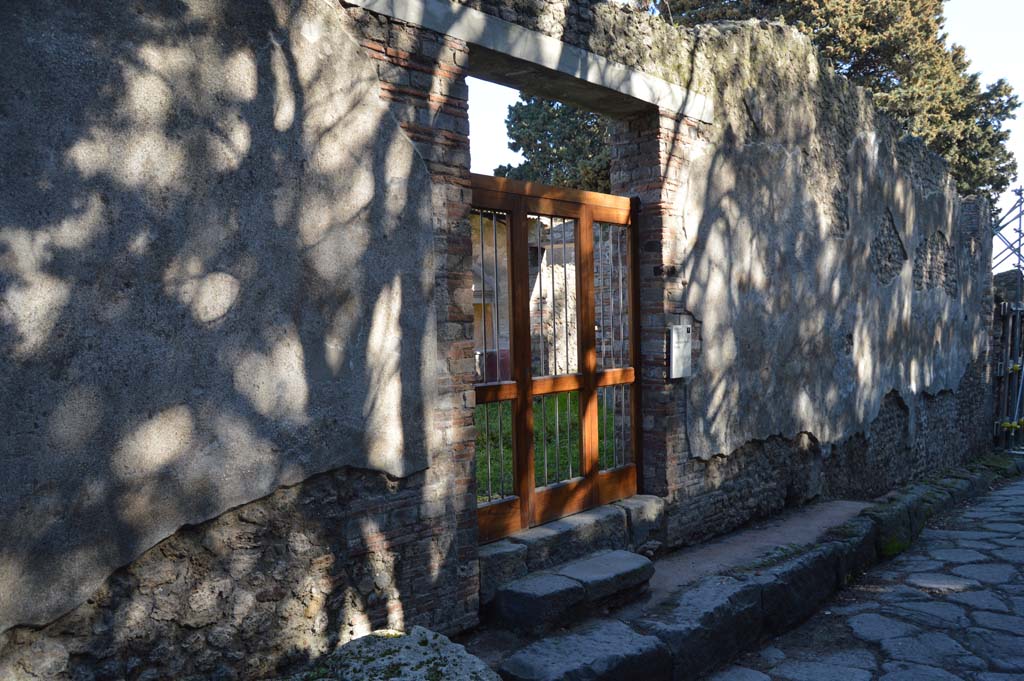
[
  {"xmin": 603, "ymin": 18, "xmax": 992, "ymax": 548},
  {"xmin": 0, "ymin": 0, "xmax": 996, "ymax": 677}
]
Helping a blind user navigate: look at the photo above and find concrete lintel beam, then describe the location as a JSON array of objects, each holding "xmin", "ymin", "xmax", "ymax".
[{"xmin": 346, "ymin": 0, "xmax": 714, "ymax": 123}]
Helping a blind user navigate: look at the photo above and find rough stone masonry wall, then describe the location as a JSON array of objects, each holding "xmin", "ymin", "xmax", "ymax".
[{"xmin": 0, "ymin": 1, "xmax": 478, "ymax": 679}]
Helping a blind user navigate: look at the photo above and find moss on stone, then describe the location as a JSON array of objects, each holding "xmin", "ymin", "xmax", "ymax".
[
  {"xmin": 980, "ymin": 453, "xmax": 1019, "ymax": 476},
  {"xmin": 879, "ymin": 536, "xmax": 911, "ymax": 558}
]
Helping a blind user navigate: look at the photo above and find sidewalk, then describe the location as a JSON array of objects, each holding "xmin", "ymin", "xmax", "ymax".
[
  {"xmin": 708, "ymin": 475, "xmax": 1024, "ymax": 680},
  {"xmin": 466, "ymin": 453, "xmax": 1024, "ymax": 681}
]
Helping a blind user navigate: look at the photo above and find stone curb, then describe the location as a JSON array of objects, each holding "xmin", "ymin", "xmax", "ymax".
[{"xmin": 498, "ymin": 453, "xmax": 1024, "ymax": 681}]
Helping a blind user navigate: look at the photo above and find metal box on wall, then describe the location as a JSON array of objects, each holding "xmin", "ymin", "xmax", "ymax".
[{"xmin": 669, "ymin": 324, "xmax": 692, "ymax": 379}]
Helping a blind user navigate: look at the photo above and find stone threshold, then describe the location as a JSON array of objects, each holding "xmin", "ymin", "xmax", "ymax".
[
  {"xmin": 466, "ymin": 452, "xmax": 1024, "ymax": 681},
  {"xmin": 478, "ymin": 497, "xmax": 667, "ymax": 610},
  {"xmin": 491, "ymin": 550, "xmax": 654, "ymax": 633}
]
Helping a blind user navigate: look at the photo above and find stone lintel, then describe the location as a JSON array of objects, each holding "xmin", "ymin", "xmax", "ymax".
[{"xmin": 346, "ymin": 0, "xmax": 714, "ymax": 122}]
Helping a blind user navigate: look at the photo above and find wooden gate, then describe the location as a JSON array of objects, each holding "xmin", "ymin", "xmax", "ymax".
[{"xmin": 470, "ymin": 173, "xmax": 640, "ymax": 542}]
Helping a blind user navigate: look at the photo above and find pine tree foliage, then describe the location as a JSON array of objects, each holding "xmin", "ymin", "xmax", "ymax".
[
  {"xmin": 666, "ymin": 0, "xmax": 1018, "ymax": 204},
  {"xmin": 494, "ymin": 96, "xmax": 612, "ymax": 193}
]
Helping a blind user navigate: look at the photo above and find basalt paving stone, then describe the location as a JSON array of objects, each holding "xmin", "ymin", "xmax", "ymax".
[
  {"xmin": 926, "ymin": 548, "xmax": 988, "ymax": 563},
  {"xmin": 905, "ymin": 573, "xmax": 980, "ymax": 592},
  {"xmin": 971, "ymin": 610, "xmax": 1024, "ymax": 634},
  {"xmin": 958, "ymin": 501, "xmax": 1007, "ymax": 512},
  {"xmin": 789, "ymin": 648, "xmax": 877, "ymax": 670},
  {"xmin": 708, "ymin": 667, "xmax": 771, "ymax": 681},
  {"xmin": 991, "ymin": 546, "xmax": 1024, "ymax": 562},
  {"xmin": 945, "ymin": 589, "xmax": 1010, "ymax": 612},
  {"xmin": 878, "ymin": 632, "xmax": 985, "ymax": 670},
  {"xmin": 877, "ymin": 662, "xmax": 967, "ymax": 681},
  {"xmin": 963, "ymin": 627, "xmax": 1024, "ymax": 672},
  {"xmin": 875, "ymin": 585, "xmax": 933, "ymax": 602},
  {"xmin": 949, "ymin": 563, "xmax": 1018, "ymax": 584},
  {"xmin": 982, "ymin": 522, "xmax": 1024, "ymax": 533},
  {"xmin": 757, "ymin": 646, "xmax": 787, "ymax": 665},
  {"xmin": 991, "ymin": 537, "xmax": 1024, "ymax": 546},
  {"xmin": 919, "ymin": 530, "xmax": 1007, "ymax": 541},
  {"xmin": 882, "ymin": 601, "xmax": 970, "ymax": 629},
  {"xmin": 771, "ymin": 660, "xmax": 873, "ymax": 681},
  {"xmin": 832, "ymin": 601, "xmax": 881, "ymax": 615},
  {"xmin": 888, "ymin": 559, "xmax": 945, "ymax": 572},
  {"xmin": 848, "ymin": 613, "xmax": 920, "ymax": 642}
]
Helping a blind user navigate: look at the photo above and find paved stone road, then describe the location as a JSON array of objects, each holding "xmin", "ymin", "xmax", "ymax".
[{"xmin": 710, "ymin": 478, "xmax": 1024, "ymax": 681}]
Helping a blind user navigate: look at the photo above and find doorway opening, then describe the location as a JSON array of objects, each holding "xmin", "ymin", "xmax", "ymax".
[
  {"xmin": 467, "ymin": 75, "xmax": 640, "ymax": 543},
  {"xmin": 468, "ymin": 171, "xmax": 639, "ymax": 542}
]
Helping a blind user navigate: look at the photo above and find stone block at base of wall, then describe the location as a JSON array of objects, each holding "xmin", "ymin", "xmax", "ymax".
[{"xmin": 273, "ymin": 626, "xmax": 499, "ymax": 681}]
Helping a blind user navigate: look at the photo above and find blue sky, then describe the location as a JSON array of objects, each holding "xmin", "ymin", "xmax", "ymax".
[{"xmin": 468, "ymin": 1, "xmax": 1024, "ymax": 250}]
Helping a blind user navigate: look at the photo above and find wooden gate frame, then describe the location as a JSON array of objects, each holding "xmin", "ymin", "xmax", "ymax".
[{"xmin": 471, "ymin": 173, "xmax": 641, "ymax": 542}]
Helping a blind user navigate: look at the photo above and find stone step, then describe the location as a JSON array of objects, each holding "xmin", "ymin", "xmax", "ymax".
[
  {"xmin": 499, "ymin": 619, "xmax": 672, "ymax": 681},
  {"xmin": 478, "ymin": 497, "xmax": 667, "ymax": 608},
  {"xmin": 491, "ymin": 550, "xmax": 653, "ymax": 632}
]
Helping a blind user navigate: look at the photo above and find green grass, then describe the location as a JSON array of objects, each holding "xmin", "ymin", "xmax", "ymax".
[
  {"xmin": 475, "ymin": 401, "xmax": 515, "ymax": 500},
  {"xmin": 533, "ymin": 392, "xmax": 582, "ymax": 487},
  {"xmin": 474, "ymin": 392, "xmax": 630, "ymax": 502}
]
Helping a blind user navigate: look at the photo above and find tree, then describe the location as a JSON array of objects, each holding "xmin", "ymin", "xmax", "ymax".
[
  {"xmin": 665, "ymin": 0, "xmax": 1019, "ymax": 206},
  {"xmin": 494, "ymin": 96, "xmax": 612, "ymax": 194},
  {"xmin": 497, "ymin": 0, "xmax": 1018, "ymax": 208}
]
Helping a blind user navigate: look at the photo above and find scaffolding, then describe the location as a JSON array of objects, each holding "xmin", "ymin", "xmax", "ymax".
[
  {"xmin": 993, "ymin": 187, "xmax": 1024, "ymax": 446},
  {"xmin": 993, "ymin": 187, "xmax": 1024, "ymax": 288}
]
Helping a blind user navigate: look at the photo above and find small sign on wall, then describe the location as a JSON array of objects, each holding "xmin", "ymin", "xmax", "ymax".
[{"xmin": 669, "ymin": 324, "xmax": 692, "ymax": 379}]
